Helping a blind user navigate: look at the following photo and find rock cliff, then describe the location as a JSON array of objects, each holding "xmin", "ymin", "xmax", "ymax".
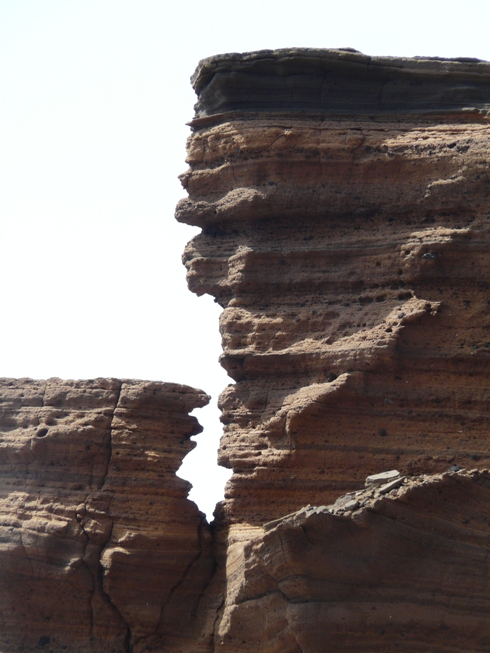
[
  {"xmin": 2, "ymin": 48, "xmax": 490, "ymax": 653},
  {"xmin": 177, "ymin": 48, "xmax": 490, "ymax": 651},
  {"xmin": 216, "ymin": 469, "xmax": 490, "ymax": 652},
  {"xmin": 179, "ymin": 48, "xmax": 490, "ymax": 525},
  {"xmin": 0, "ymin": 378, "xmax": 212, "ymax": 652}
]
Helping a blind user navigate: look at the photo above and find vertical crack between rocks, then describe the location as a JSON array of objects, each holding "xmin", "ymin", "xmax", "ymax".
[
  {"xmin": 100, "ymin": 380, "xmax": 123, "ymax": 491},
  {"xmin": 158, "ymin": 549, "xmax": 203, "ymax": 634},
  {"xmin": 211, "ymin": 595, "xmax": 226, "ymax": 652},
  {"xmin": 79, "ymin": 535, "xmax": 95, "ymax": 640},
  {"xmin": 97, "ymin": 380, "xmax": 132, "ymax": 652},
  {"xmin": 154, "ymin": 520, "xmax": 212, "ymax": 645}
]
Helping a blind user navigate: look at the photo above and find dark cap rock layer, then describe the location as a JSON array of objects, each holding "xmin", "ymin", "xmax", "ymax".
[{"xmin": 191, "ymin": 48, "xmax": 490, "ymax": 120}]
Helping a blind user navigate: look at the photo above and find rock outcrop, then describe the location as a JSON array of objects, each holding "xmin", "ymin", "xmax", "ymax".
[
  {"xmin": 217, "ymin": 469, "xmax": 490, "ymax": 652},
  {"xmin": 179, "ymin": 48, "xmax": 490, "ymax": 525},
  {"xmin": 177, "ymin": 48, "xmax": 490, "ymax": 651},
  {"xmin": 2, "ymin": 48, "xmax": 490, "ymax": 653},
  {"xmin": 0, "ymin": 378, "xmax": 212, "ymax": 652}
]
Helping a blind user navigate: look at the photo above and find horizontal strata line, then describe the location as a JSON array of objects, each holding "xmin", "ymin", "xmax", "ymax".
[
  {"xmin": 194, "ymin": 244, "xmax": 485, "ymax": 257},
  {"xmin": 267, "ymin": 442, "xmax": 490, "ymax": 454}
]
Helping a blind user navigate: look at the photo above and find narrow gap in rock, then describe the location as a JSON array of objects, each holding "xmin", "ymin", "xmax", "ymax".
[{"xmin": 177, "ymin": 401, "xmax": 232, "ymax": 521}]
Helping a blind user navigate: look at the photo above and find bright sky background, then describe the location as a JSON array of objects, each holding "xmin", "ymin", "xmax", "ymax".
[{"xmin": 1, "ymin": 0, "xmax": 489, "ymax": 519}]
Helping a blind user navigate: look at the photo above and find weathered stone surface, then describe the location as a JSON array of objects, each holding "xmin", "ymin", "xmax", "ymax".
[
  {"xmin": 365, "ymin": 469, "xmax": 400, "ymax": 486},
  {"xmin": 215, "ymin": 470, "xmax": 490, "ymax": 652},
  {"xmin": 175, "ymin": 48, "xmax": 490, "ymax": 652},
  {"xmin": 0, "ymin": 378, "xmax": 212, "ymax": 652},
  {"xmin": 3, "ymin": 48, "xmax": 490, "ymax": 653},
  {"xmin": 179, "ymin": 48, "xmax": 490, "ymax": 527},
  {"xmin": 191, "ymin": 48, "xmax": 490, "ymax": 119}
]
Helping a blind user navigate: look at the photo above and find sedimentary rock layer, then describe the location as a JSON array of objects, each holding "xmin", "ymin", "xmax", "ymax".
[
  {"xmin": 191, "ymin": 48, "xmax": 490, "ymax": 118},
  {"xmin": 3, "ymin": 48, "xmax": 490, "ymax": 653},
  {"xmin": 0, "ymin": 377, "xmax": 211, "ymax": 653},
  {"xmin": 216, "ymin": 469, "xmax": 490, "ymax": 652},
  {"xmin": 179, "ymin": 48, "xmax": 490, "ymax": 526}
]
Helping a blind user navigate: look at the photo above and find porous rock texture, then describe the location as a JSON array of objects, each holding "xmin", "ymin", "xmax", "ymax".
[
  {"xmin": 2, "ymin": 49, "xmax": 490, "ymax": 653},
  {"xmin": 0, "ymin": 377, "xmax": 212, "ymax": 653},
  {"xmin": 217, "ymin": 469, "xmax": 490, "ymax": 652},
  {"xmin": 177, "ymin": 48, "xmax": 490, "ymax": 650},
  {"xmin": 179, "ymin": 48, "xmax": 490, "ymax": 524}
]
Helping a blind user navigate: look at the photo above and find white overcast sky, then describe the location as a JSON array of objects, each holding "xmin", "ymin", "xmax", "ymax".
[{"xmin": 1, "ymin": 0, "xmax": 489, "ymax": 519}]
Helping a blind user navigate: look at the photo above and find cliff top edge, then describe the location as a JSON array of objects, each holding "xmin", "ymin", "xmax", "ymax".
[{"xmin": 191, "ymin": 48, "xmax": 490, "ymax": 119}]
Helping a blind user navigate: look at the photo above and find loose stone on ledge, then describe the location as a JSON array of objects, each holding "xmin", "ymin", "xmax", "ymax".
[{"xmin": 365, "ymin": 469, "xmax": 401, "ymax": 487}]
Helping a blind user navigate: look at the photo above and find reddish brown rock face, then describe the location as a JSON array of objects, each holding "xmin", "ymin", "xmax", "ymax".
[
  {"xmin": 2, "ymin": 48, "xmax": 490, "ymax": 653},
  {"xmin": 173, "ymin": 48, "xmax": 490, "ymax": 652},
  {"xmin": 179, "ymin": 49, "xmax": 490, "ymax": 526},
  {"xmin": 0, "ymin": 378, "xmax": 212, "ymax": 652},
  {"xmin": 216, "ymin": 470, "xmax": 490, "ymax": 652}
]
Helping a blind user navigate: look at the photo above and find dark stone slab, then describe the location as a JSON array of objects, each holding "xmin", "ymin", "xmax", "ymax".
[{"xmin": 191, "ymin": 48, "xmax": 490, "ymax": 119}]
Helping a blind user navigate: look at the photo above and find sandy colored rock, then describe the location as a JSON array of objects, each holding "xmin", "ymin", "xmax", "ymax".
[
  {"xmin": 179, "ymin": 48, "xmax": 490, "ymax": 527},
  {"xmin": 3, "ymin": 48, "xmax": 490, "ymax": 653},
  {"xmin": 365, "ymin": 469, "xmax": 400, "ymax": 486},
  {"xmin": 0, "ymin": 377, "xmax": 212, "ymax": 652},
  {"xmin": 177, "ymin": 48, "xmax": 490, "ymax": 651},
  {"xmin": 216, "ymin": 470, "xmax": 490, "ymax": 652}
]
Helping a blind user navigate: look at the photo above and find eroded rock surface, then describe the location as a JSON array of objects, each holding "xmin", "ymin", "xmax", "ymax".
[
  {"xmin": 179, "ymin": 48, "xmax": 490, "ymax": 526},
  {"xmin": 217, "ymin": 469, "xmax": 490, "ymax": 652},
  {"xmin": 177, "ymin": 48, "xmax": 490, "ymax": 651},
  {"xmin": 2, "ymin": 48, "xmax": 490, "ymax": 653},
  {"xmin": 0, "ymin": 378, "xmax": 212, "ymax": 652}
]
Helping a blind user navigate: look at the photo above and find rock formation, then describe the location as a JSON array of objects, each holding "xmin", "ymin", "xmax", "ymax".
[
  {"xmin": 179, "ymin": 48, "xmax": 490, "ymax": 523},
  {"xmin": 0, "ymin": 378, "xmax": 212, "ymax": 652},
  {"xmin": 2, "ymin": 48, "xmax": 490, "ymax": 652},
  {"xmin": 215, "ymin": 469, "xmax": 490, "ymax": 652},
  {"xmin": 177, "ymin": 48, "xmax": 490, "ymax": 650}
]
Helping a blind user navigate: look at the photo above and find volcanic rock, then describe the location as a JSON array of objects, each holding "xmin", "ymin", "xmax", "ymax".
[
  {"xmin": 2, "ymin": 48, "xmax": 490, "ymax": 653},
  {"xmin": 179, "ymin": 48, "xmax": 490, "ymax": 526},
  {"xmin": 177, "ymin": 48, "xmax": 490, "ymax": 651},
  {"xmin": 0, "ymin": 377, "xmax": 212, "ymax": 652},
  {"xmin": 216, "ymin": 469, "xmax": 490, "ymax": 652}
]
